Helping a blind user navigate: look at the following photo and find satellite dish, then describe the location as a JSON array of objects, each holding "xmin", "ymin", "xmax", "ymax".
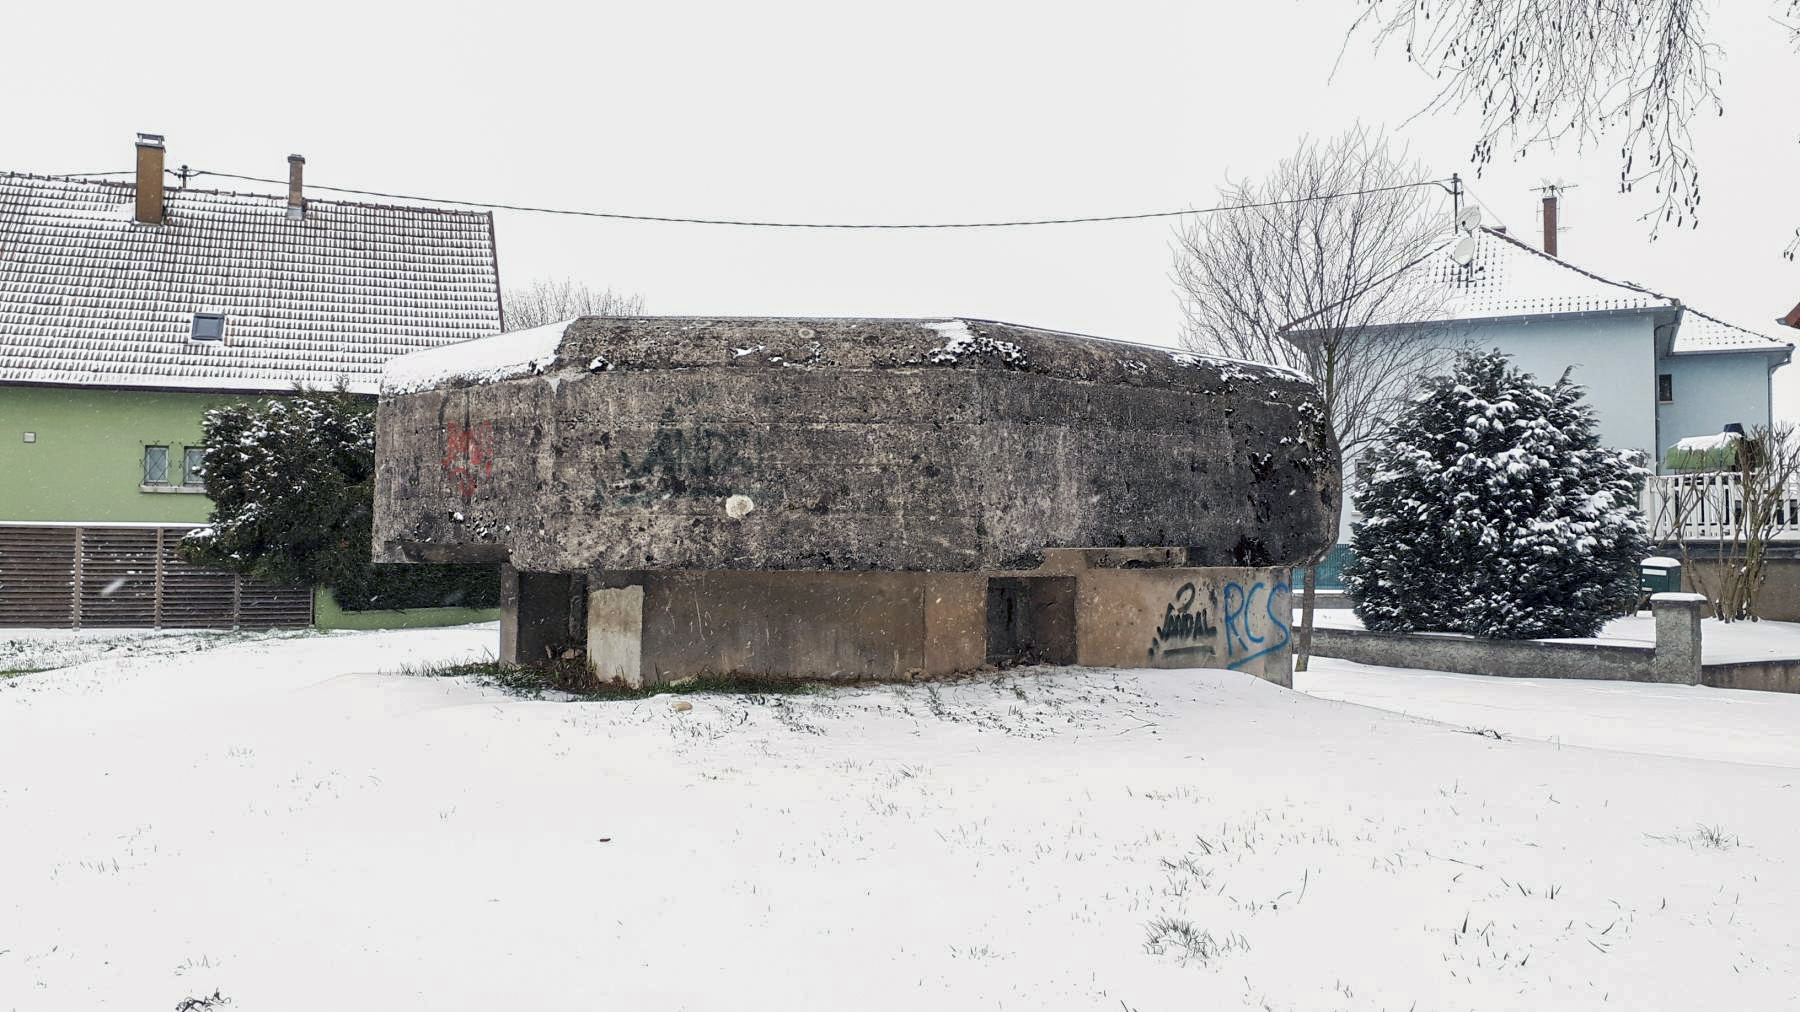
[
  {"xmin": 1451, "ymin": 234, "xmax": 1478, "ymax": 265},
  {"xmin": 1456, "ymin": 206, "xmax": 1483, "ymax": 232}
]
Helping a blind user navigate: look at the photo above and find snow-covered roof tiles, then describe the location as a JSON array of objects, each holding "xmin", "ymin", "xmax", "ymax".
[
  {"xmin": 0, "ymin": 172, "xmax": 503, "ymax": 394},
  {"xmin": 1416, "ymin": 227, "xmax": 1790, "ymax": 357},
  {"xmin": 1675, "ymin": 307, "xmax": 1794, "ymax": 354},
  {"xmin": 1436, "ymin": 227, "xmax": 1672, "ymax": 318}
]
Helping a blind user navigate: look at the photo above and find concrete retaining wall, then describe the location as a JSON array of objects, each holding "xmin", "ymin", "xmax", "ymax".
[
  {"xmin": 1312, "ymin": 628, "xmax": 1657, "ymax": 681},
  {"xmin": 1310, "ymin": 595, "xmax": 1707, "ymax": 687},
  {"xmin": 1700, "ymin": 660, "xmax": 1800, "ymax": 694}
]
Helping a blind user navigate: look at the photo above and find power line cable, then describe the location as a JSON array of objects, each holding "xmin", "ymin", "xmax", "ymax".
[
  {"xmin": 1458, "ymin": 181, "xmax": 1512, "ymax": 235},
  {"xmin": 173, "ymin": 169, "xmax": 1452, "ymax": 230}
]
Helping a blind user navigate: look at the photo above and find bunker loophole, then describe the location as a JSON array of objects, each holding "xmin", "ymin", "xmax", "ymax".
[{"xmin": 985, "ymin": 577, "xmax": 1076, "ymax": 667}]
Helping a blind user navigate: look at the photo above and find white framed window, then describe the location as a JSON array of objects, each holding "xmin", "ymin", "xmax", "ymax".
[
  {"xmin": 191, "ymin": 313, "xmax": 226, "ymax": 342},
  {"xmin": 143, "ymin": 445, "xmax": 170, "ymax": 485},
  {"xmin": 182, "ymin": 447, "xmax": 206, "ymax": 486}
]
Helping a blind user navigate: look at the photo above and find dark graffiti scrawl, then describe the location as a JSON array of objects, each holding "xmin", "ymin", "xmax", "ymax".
[
  {"xmin": 592, "ymin": 409, "xmax": 753, "ymax": 508},
  {"xmin": 1147, "ymin": 576, "xmax": 1292, "ymax": 670},
  {"xmin": 1148, "ymin": 582, "xmax": 1219, "ymax": 661}
]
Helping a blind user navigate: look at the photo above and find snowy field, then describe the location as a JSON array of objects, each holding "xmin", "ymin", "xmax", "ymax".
[{"xmin": 4, "ymin": 626, "xmax": 1797, "ymax": 1011}]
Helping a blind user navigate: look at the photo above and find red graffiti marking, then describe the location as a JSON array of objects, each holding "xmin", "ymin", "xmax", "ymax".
[{"xmin": 442, "ymin": 421, "xmax": 495, "ymax": 500}]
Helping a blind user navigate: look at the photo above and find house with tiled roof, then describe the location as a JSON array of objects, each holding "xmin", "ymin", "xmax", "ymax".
[
  {"xmin": 1316, "ymin": 218, "xmax": 1793, "ymax": 585},
  {"xmin": 0, "ymin": 135, "xmax": 502, "ymax": 628}
]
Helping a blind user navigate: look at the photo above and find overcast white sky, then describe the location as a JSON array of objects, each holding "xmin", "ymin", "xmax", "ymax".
[{"xmin": 6, "ymin": 0, "xmax": 1796, "ymax": 414}]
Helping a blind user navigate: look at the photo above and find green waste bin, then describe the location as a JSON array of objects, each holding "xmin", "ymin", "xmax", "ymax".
[{"xmin": 1639, "ymin": 556, "xmax": 1682, "ymax": 609}]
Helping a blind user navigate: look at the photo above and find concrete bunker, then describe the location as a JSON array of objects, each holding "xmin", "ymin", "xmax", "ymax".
[{"xmin": 373, "ymin": 317, "xmax": 1339, "ymax": 687}]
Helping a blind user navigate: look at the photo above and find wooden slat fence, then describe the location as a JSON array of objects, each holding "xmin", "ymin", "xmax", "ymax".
[{"xmin": 0, "ymin": 524, "xmax": 312, "ymax": 629}]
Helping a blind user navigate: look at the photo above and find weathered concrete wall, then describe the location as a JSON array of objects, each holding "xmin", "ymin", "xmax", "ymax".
[
  {"xmin": 1014, "ymin": 551, "xmax": 1294, "ymax": 684},
  {"xmin": 608, "ymin": 570, "xmax": 987, "ymax": 682},
  {"xmin": 1070, "ymin": 567, "xmax": 1294, "ymax": 687},
  {"xmin": 374, "ymin": 317, "xmax": 1338, "ymax": 574},
  {"xmin": 571, "ymin": 560, "xmax": 1293, "ymax": 686}
]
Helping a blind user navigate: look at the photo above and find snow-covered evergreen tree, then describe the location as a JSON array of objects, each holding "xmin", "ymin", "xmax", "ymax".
[
  {"xmin": 180, "ymin": 392, "xmax": 496, "ymax": 609},
  {"xmin": 180, "ymin": 392, "xmax": 375, "ymax": 588},
  {"xmin": 1343, "ymin": 350, "xmax": 1649, "ymax": 639}
]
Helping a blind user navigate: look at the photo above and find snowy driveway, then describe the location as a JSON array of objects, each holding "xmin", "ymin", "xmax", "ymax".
[{"xmin": 3, "ymin": 626, "xmax": 1797, "ymax": 1011}]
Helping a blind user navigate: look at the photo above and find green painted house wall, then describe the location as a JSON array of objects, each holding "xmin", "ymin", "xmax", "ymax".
[
  {"xmin": 2, "ymin": 384, "xmax": 495, "ymax": 632},
  {"xmin": 0, "ymin": 385, "xmax": 254, "ymax": 523}
]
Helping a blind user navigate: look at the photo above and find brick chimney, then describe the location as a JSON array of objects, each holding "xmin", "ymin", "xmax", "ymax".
[
  {"xmin": 287, "ymin": 154, "xmax": 306, "ymax": 219},
  {"xmin": 1780, "ymin": 302, "xmax": 1800, "ymax": 329},
  {"xmin": 134, "ymin": 133, "xmax": 165, "ymax": 225},
  {"xmin": 1541, "ymin": 191, "xmax": 1559, "ymax": 257}
]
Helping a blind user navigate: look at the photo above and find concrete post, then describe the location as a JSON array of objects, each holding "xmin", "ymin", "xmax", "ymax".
[
  {"xmin": 1650, "ymin": 593, "xmax": 1706, "ymax": 685},
  {"xmin": 498, "ymin": 562, "xmax": 522, "ymax": 664},
  {"xmin": 587, "ymin": 586, "xmax": 645, "ymax": 688}
]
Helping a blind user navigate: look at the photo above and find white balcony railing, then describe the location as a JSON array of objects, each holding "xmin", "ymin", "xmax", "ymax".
[{"xmin": 1641, "ymin": 472, "xmax": 1800, "ymax": 544}]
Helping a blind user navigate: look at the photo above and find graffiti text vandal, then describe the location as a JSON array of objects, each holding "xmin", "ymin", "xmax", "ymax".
[{"xmin": 1147, "ymin": 582, "xmax": 1219, "ymax": 661}]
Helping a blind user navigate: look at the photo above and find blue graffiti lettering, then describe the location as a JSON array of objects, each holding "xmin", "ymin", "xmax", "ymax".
[
  {"xmin": 1222, "ymin": 582, "xmax": 1247, "ymax": 654},
  {"xmin": 1223, "ymin": 577, "xmax": 1292, "ymax": 672}
]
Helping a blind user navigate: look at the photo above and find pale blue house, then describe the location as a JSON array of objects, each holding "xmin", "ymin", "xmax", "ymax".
[{"xmin": 1326, "ymin": 226, "xmax": 1793, "ymax": 582}]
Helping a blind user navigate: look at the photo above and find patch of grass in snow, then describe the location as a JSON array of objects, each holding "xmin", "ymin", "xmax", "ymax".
[
  {"xmin": 173, "ymin": 990, "xmax": 232, "ymax": 1011},
  {"xmin": 1650, "ymin": 824, "xmax": 1741, "ymax": 850},
  {"xmin": 1142, "ymin": 916, "xmax": 1249, "ymax": 966},
  {"xmin": 1694, "ymin": 824, "xmax": 1739, "ymax": 849},
  {"xmin": 400, "ymin": 657, "xmax": 822, "ymax": 701}
]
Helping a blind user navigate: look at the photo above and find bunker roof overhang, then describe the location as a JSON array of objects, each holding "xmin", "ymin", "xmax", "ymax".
[{"xmin": 373, "ymin": 316, "xmax": 1340, "ymax": 574}]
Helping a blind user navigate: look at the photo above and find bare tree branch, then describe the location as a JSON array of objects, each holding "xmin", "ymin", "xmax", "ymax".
[
  {"xmin": 1348, "ymin": 0, "xmax": 1769, "ymax": 241},
  {"xmin": 1173, "ymin": 125, "xmax": 1457, "ymax": 460},
  {"xmin": 504, "ymin": 278, "xmax": 645, "ymax": 332}
]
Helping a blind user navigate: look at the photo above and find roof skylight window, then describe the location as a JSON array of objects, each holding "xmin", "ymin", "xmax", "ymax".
[{"xmin": 191, "ymin": 313, "xmax": 226, "ymax": 342}]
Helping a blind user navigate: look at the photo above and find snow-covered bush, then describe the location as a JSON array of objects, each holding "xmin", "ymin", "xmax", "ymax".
[
  {"xmin": 1342, "ymin": 350, "xmax": 1648, "ymax": 639},
  {"xmin": 180, "ymin": 392, "xmax": 496, "ymax": 609}
]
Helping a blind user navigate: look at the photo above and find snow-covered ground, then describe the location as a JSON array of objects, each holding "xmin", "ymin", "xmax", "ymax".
[
  {"xmin": 4, "ymin": 626, "xmax": 1797, "ymax": 1010},
  {"xmin": 1298, "ymin": 657, "xmax": 1800, "ymax": 767},
  {"xmin": 1310, "ymin": 609, "xmax": 1800, "ymax": 663}
]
